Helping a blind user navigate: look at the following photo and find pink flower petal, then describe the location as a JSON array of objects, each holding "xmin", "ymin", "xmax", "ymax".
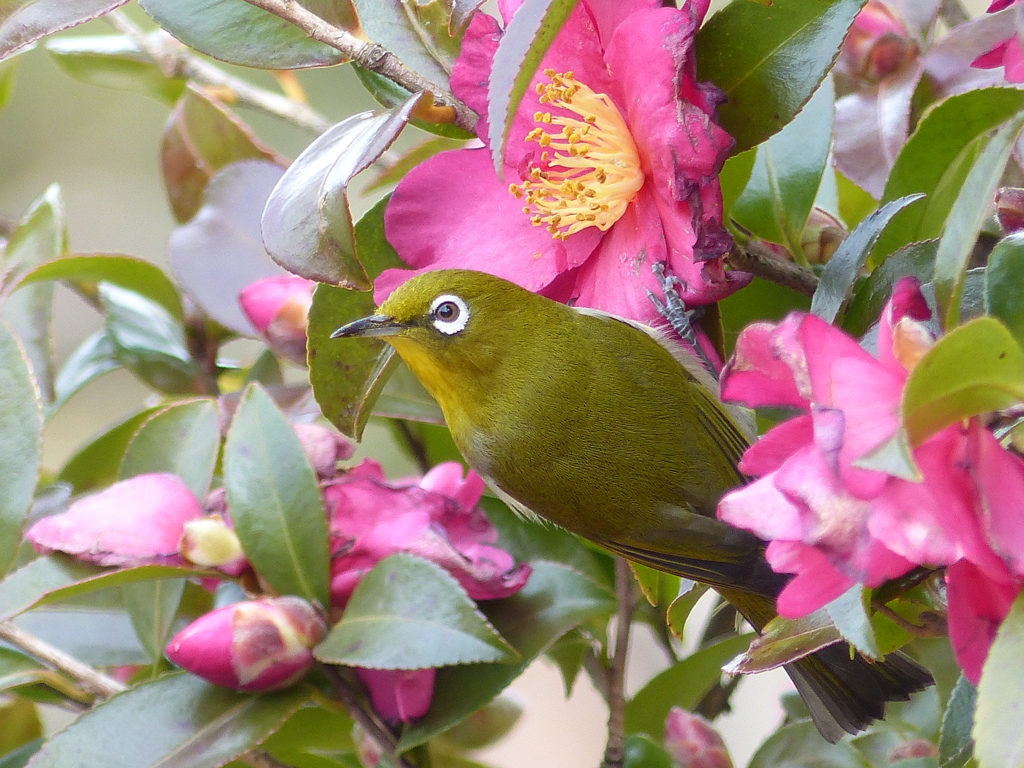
[
  {"xmin": 717, "ymin": 474, "xmax": 806, "ymax": 541},
  {"xmin": 875, "ymin": 277, "xmax": 930, "ymax": 375},
  {"xmin": 356, "ymin": 668, "xmax": 436, "ymax": 722},
  {"xmin": 721, "ymin": 318, "xmax": 808, "ymax": 409},
  {"xmin": 796, "ymin": 313, "xmax": 880, "ymax": 407},
  {"xmin": 418, "ymin": 462, "xmax": 486, "ymax": 510},
  {"xmin": 1001, "ymin": 34, "xmax": 1024, "ymax": 81},
  {"xmin": 238, "ymin": 275, "xmax": 315, "ymax": 335},
  {"xmin": 27, "ymin": 473, "xmax": 203, "ymax": 567},
  {"xmin": 737, "ymin": 415, "xmax": 813, "ymax": 476},
  {"xmin": 969, "ymin": 425, "xmax": 1024, "ymax": 577},
  {"xmin": 766, "ymin": 541, "xmax": 855, "ymax": 618},
  {"xmin": 945, "ymin": 559, "xmax": 1020, "ymax": 684},
  {"xmin": 972, "ymin": 38, "xmax": 1011, "ymax": 69}
]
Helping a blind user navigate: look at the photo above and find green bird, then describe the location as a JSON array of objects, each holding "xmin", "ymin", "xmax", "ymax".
[{"xmin": 331, "ymin": 268, "xmax": 932, "ymax": 742}]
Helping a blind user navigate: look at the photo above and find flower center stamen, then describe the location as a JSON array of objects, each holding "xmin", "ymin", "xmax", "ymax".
[{"xmin": 508, "ymin": 70, "xmax": 644, "ymax": 241}]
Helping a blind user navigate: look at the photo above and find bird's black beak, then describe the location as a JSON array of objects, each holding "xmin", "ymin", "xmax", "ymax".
[{"xmin": 330, "ymin": 314, "xmax": 408, "ymax": 339}]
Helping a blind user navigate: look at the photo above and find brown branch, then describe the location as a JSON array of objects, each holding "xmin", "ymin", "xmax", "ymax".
[
  {"xmin": 106, "ymin": 11, "xmax": 332, "ymax": 135},
  {"xmin": 871, "ymin": 602, "xmax": 948, "ymax": 638},
  {"xmin": 603, "ymin": 558, "xmax": 637, "ymax": 768},
  {"xmin": 237, "ymin": 0, "xmax": 478, "ymax": 133},
  {"xmin": 726, "ymin": 241, "xmax": 819, "ymax": 297}
]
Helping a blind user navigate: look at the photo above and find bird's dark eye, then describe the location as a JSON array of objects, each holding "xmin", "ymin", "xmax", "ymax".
[{"xmin": 434, "ymin": 301, "xmax": 460, "ymax": 322}]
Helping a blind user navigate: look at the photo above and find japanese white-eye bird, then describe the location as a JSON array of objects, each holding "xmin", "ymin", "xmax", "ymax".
[{"xmin": 331, "ymin": 268, "xmax": 932, "ymax": 743}]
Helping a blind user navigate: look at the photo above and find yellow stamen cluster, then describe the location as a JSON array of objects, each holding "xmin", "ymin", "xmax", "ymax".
[{"xmin": 508, "ymin": 70, "xmax": 644, "ymax": 241}]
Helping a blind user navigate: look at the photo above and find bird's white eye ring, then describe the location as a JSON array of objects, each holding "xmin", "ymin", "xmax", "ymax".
[{"xmin": 430, "ymin": 294, "xmax": 469, "ymax": 335}]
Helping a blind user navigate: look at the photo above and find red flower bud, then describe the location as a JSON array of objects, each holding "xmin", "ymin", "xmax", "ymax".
[
  {"xmin": 664, "ymin": 707, "xmax": 733, "ymax": 768},
  {"xmin": 887, "ymin": 739, "xmax": 939, "ymax": 762},
  {"xmin": 355, "ymin": 667, "xmax": 436, "ymax": 723},
  {"xmin": 996, "ymin": 187, "xmax": 1024, "ymax": 233},
  {"xmin": 841, "ymin": 1, "xmax": 917, "ymax": 82},
  {"xmin": 166, "ymin": 597, "xmax": 326, "ymax": 691},
  {"xmin": 239, "ymin": 275, "xmax": 316, "ymax": 365}
]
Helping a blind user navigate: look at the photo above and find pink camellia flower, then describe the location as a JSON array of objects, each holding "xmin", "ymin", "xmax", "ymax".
[
  {"xmin": 355, "ymin": 668, "xmax": 436, "ymax": 723},
  {"xmin": 293, "ymin": 422, "xmax": 355, "ymax": 480},
  {"xmin": 27, "ymin": 473, "xmax": 204, "ymax": 567},
  {"xmin": 239, "ymin": 274, "xmax": 316, "ymax": 364},
  {"xmin": 839, "ymin": 0, "xmax": 918, "ymax": 82},
  {"xmin": 664, "ymin": 707, "xmax": 732, "ymax": 768},
  {"xmin": 716, "ymin": 278, "xmax": 1024, "ymax": 682},
  {"xmin": 378, "ymin": 0, "xmax": 745, "ymax": 324},
  {"xmin": 166, "ymin": 596, "xmax": 326, "ymax": 692},
  {"xmin": 325, "ymin": 460, "xmax": 531, "ymax": 607},
  {"xmin": 971, "ymin": 1, "xmax": 1024, "ymax": 82}
]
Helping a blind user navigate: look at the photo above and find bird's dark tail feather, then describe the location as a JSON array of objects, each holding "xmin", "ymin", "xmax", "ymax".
[{"xmin": 786, "ymin": 644, "xmax": 934, "ymax": 744}]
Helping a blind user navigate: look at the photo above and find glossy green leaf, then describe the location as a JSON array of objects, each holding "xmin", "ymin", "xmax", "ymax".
[
  {"xmin": 352, "ymin": 0, "xmax": 460, "ymax": 88},
  {"xmin": 138, "ymin": 0, "xmax": 348, "ymax": 69},
  {"xmin": 46, "ymin": 35, "xmax": 185, "ymax": 103},
  {"xmin": 18, "ymin": 253, "xmax": 183, "ymax": 320},
  {"xmin": 0, "ymin": 318, "xmax": 42, "ymax": 579},
  {"xmin": 843, "ymin": 239, "xmax": 937, "ymax": 337},
  {"xmin": 722, "ymin": 610, "xmax": 840, "ymax": 675},
  {"xmin": 875, "ymin": 88, "xmax": 1024, "ymax": 259},
  {"xmin": 316, "ymin": 554, "xmax": 516, "ymax": 668},
  {"xmin": 940, "ymin": 675, "xmax": 977, "ymax": 768},
  {"xmin": 122, "ymin": 578, "xmax": 187, "ymax": 664},
  {"xmin": 99, "ymin": 283, "xmax": 199, "ymax": 394},
  {"xmin": 119, "ymin": 398, "xmax": 220, "ymax": 497},
  {"xmin": 162, "ymin": 85, "xmax": 282, "ymax": 223},
  {"xmin": 308, "ymin": 197, "xmax": 409, "ymax": 439},
  {"xmin": 259, "ymin": 705, "xmax": 355, "ymax": 767},
  {"xmin": 732, "ymin": 77, "xmax": 835, "ymax": 256},
  {"xmin": 0, "ymin": 0, "xmax": 130, "ymax": 61},
  {"xmin": 719, "ymin": 277, "xmax": 811, "ymax": 355},
  {"xmin": 364, "ymin": 135, "xmax": 468, "ymax": 193},
  {"xmin": 57, "ymin": 409, "xmax": 159, "ymax": 493},
  {"xmin": 811, "ymin": 194, "xmax": 924, "ymax": 324},
  {"xmin": 0, "ymin": 555, "xmax": 205, "ymax": 623},
  {"xmin": 748, "ymin": 721, "xmax": 863, "ymax": 768},
  {"xmin": 27, "ymin": 671, "xmax": 309, "ymax": 768},
  {"xmin": 3, "ymin": 183, "xmax": 65, "ymax": 402},
  {"xmin": 262, "ymin": 99, "xmax": 416, "ymax": 287},
  {"xmin": 825, "ymin": 585, "xmax": 879, "ymax": 660},
  {"xmin": 836, "ymin": 171, "xmax": 878, "ymax": 229},
  {"xmin": 697, "ymin": 0, "xmax": 864, "ymax": 153},
  {"xmin": 372, "ymin": 362, "xmax": 445, "ymax": 425},
  {"xmin": 622, "ymin": 734, "xmax": 674, "ymax": 768},
  {"xmin": 486, "ymin": 0, "xmax": 580, "ymax": 173},
  {"xmin": 720, "ymin": 148, "xmax": 756, "ymax": 218},
  {"xmin": 902, "ymin": 317, "xmax": 1024, "ymax": 444},
  {"xmin": 224, "ymin": 383, "xmax": 330, "ymax": 607},
  {"xmin": 974, "ymin": 592, "xmax": 1024, "ymax": 768},
  {"xmin": 0, "ymin": 739, "xmax": 42, "ymax": 768},
  {"xmin": 666, "ymin": 581, "xmax": 708, "ymax": 643},
  {"xmin": 351, "ymin": 66, "xmax": 475, "ymax": 139},
  {"xmin": 167, "ymin": 159, "xmax": 286, "ymax": 335},
  {"xmin": 544, "ymin": 627, "xmax": 594, "ymax": 696},
  {"xmin": 624, "ymin": 633, "xmax": 754, "ymax": 737},
  {"xmin": 398, "ymin": 561, "xmax": 616, "ymax": 748},
  {"xmin": 934, "ymin": 111, "xmax": 1024, "ymax": 329},
  {"xmin": 0, "ymin": 697, "xmax": 41, "ymax": 756},
  {"xmin": 985, "ymin": 233, "xmax": 1024, "ymax": 352}
]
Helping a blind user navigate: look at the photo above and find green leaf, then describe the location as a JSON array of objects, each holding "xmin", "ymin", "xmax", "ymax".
[
  {"xmin": 0, "ymin": 318, "xmax": 42, "ymax": 579},
  {"xmin": 985, "ymin": 233, "xmax": 1024, "ymax": 352},
  {"xmin": 629, "ymin": 562, "xmax": 663, "ymax": 607},
  {"xmin": 719, "ymin": 277, "xmax": 811, "ymax": 356},
  {"xmin": 99, "ymin": 283, "xmax": 199, "ymax": 394},
  {"xmin": 697, "ymin": 0, "xmax": 865, "ymax": 153},
  {"xmin": 720, "ymin": 148, "xmax": 756, "ymax": 218},
  {"xmin": 836, "ymin": 171, "xmax": 878, "ymax": 229},
  {"xmin": 486, "ymin": 0, "xmax": 580, "ymax": 173},
  {"xmin": 666, "ymin": 581, "xmax": 708, "ymax": 643},
  {"xmin": 398, "ymin": 561, "xmax": 615, "ymax": 748},
  {"xmin": 262, "ymin": 99, "xmax": 417, "ymax": 287},
  {"xmin": 352, "ymin": 0, "xmax": 461, "ymax": 88},
  {"xmin": 372, "ymin": 362, "xmax": 445, "ymax": 425},
  {"xmin": 624, "ymin": 633, "xmax": 754, "ymax": 737},
  {"xmin": 57, "ymin": 409, "xmax": 159, "ymax": 493},
  {"xmin": 122, "ymin": 578, "xmax": 187, "ymax": 664},
  {"xmin": 316, "ymin": 554, "xmax": 517, "ymax": 668},
  {"xmin": 811, "ymin": 194, "xmax": 924, "ymax": 324},
  {"xmin": 902, "ymin": 317, "xmax": 1024, "ymax": 445},
  {"xmin": 0, "ymin": 51, "xmax": 20, "ymax": 111},
  {"xmin": 138, "ymin": 0, "xmax": 348, "ymax": 69},
  {"xmin": 875, "ymin": 88, "xmax": 1024, "ymax": 259},
  {"xmin": 843, "ymin": 239, "xmax": 937, "ymax": 337},
  {"xmin": 0, "ymin": 555, "xmax": 205, "ymax": 623},
  {"xmin": 940, "ymin": 675, "xmax": 977, "ymax": 768},
  {"xmin": 224, "ymin": 383, "xmax": 330, "ymax": 607},
  {"xmin": 622, "ymin": 734, "xmax": 674, "ymax": 768},
  {"xmin": 48, "ymin": 332, "xmax": 120, "ymax": 414},
  {"xmin": 365, "ymin": 136, "xmax": 468, "ymax": 193},
  {"xmin": 27, "ymin": 671, "xmax": 309, "ymax": 768},
  {"xmin": 0, "ymin": 739, "xmax": 42, "ymax": 768},
  {"xmin": 0, "ymin": 0, "xmax": 131, "ymax": 61},
  {"xmin": 259, "ymin": 705, "xmax": 355, "ymax": 767},
  {"xmin": 45, "ymin": 35, "xmax": 185, "ymax": 104},
  {"xmin": 974, "ymin": 591, "xmax": 1024, "ymax": 768},
  {"xmin": 722, "ymin": 610, "xmax": 840, "ymax": 675},
  {"xmin": 544, "ymin": 627, "xmax": 594, "ymax": 696},
  {"xmin": 732, "ymin": 77, "xmax": 835, "ymax": 255},
  {"xmin": 748, "ymin": 720, "xmax": 864, "ymax": 768},
  {"xmin": 351, "ymin": 66, "xmax": 475, "ymax": 139},
  {"xmin": 3, "ymin": 183, "xmax": 65, "ymax": 401},
  {"xmin": 825, "ymin": 585, "xmax": 879, "ymax": 660},
  {"xmin": 934, "ymin": 111, "xmax": 1024, "ymax": 329},
  {"xmin": 119, "ymin": 398, "xmax": 220, "ymax": 497},
  {"xmin": 18, "ymin": 253, "xmax": 184, "ymax": 320},
  {"xmin": 0, "ymin": 697, "xmax": 41, "ymax": 756}
]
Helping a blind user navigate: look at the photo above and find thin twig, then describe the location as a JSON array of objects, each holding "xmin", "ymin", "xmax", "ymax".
[
  {"xmin": 321, "ymin": 664, "xmax": 416, "ymax": 768},
  {"xmin": 394, "ymin": 420, "xmax": 431, "ymax": 475},
  {"xmin": 106, "ymin": 11, "xmax": 332, "ymax": 134},
  {"xmin": 938, "ymin": 0, "xmax": 971, "ymax": 28},
  {"xmin": 725, "ymin": 241, "xmax": 819, "ymax": 297},
  {"xmin": 871, "ymin": 602, "xmax": 948, "ymax": 638},
  {"xmin": 603, "ymin": 558, "xmax": 637, "ymax": 768},
  {"xmin": 238, "ymin": 0, "xmax": 478, "ymax": 133}
]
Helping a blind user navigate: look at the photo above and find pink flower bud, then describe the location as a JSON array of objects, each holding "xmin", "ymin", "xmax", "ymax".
[
  {"xmin": 179, "ymin": 514, "xmax": 248, "ymax": 575},
  {"xmin": 841, "ymin": 1, "xmax": 917, "ymax": 82},
  {"xmin": 996, "ymin": 187, "xmax": 1024, "ymax": 233},
  {"xmin": 664, "ymin": 708, "xmax": 733, "ymax": 768},
  {"xmin": 166, "ymin": 597, "xmax": 326, "ymax": 691},
  {"xmin": 352, "ymin": 723, "xmax": 383, "ymax": 768},
  {"xmin": 355, "ymin": 668, "xmax": 436, "ymax": 723},
  {"xmin": 26, "ymin": 473, "xmax": 203, "ymax": 567},
  {"xmin": 294, "ymin": 423, "xmax": 355, "ymax": 479},
  {"xmin": 239, "ymin": 275, "xmax": 316, "ymax": 365},
  {"xmin": 887, "ymin": 740, "xmax": 939, "ymax": 763},
  {"xmin": 800, "ymin": 208, "xmax": 847, "ymax": 265}
]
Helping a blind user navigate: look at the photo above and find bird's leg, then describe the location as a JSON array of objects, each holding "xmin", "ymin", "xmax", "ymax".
[{"xmin": 647, "ymin": 262, "xmax": 718, "ymax": 378}]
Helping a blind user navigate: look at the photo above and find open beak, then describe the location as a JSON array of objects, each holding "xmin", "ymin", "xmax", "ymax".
[{"xmin": 330, "ymin": 314, "xmax": 408, "ymax": 339}]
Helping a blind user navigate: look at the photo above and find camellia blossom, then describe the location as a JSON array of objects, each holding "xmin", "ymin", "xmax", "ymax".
[
  {"xmin": 971, "ymin": 1, "xmax": 1024, "ymax": 82},
  {"xmin": 378, "ymin": 0, "xmax": 746, "ymax": 324},
  {"xmin": 325, "ymin": 460, "xmax": 531, "ymax": 607},
  {"xmin": 716, "ymin": 278, "xmax": 1024, "ymax": 683},
  {"xmin": 239, "ymin": 274, "xmax": 316, "ymax": 364},
  {"xmin": 355, "ymin": 668, "xmax": 437, "ymax": 723}
]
